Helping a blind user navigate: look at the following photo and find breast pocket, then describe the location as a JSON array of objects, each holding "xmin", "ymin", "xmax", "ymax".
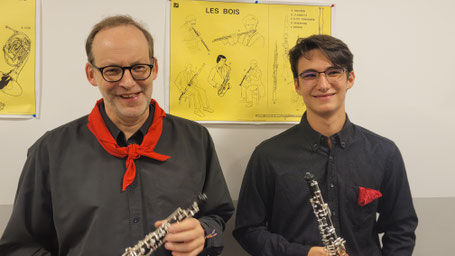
[{"xmin": 345, "ymin": 185, "xmax": 379, "ymax": 229}]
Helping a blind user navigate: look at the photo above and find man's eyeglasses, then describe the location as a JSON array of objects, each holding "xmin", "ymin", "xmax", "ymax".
[
  {"xmin": 91, "ymin": 62, "xmax": 154, "ymax": 82},
  {"xmin": 298, "ymin": 67, "xmax": 346, "ymax": 86}
]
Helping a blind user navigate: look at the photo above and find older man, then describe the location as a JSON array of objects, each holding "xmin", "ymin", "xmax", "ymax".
[{"xmin": 0, "ymin": 15, "xmax": 233, "ymax": 256}]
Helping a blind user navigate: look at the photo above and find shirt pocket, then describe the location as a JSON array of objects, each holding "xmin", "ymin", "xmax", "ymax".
[{"xmin": 345, "ymin": 185, "xmax": 378, "ymax": 229}]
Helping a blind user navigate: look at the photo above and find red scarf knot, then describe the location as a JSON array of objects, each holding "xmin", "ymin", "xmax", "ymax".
[
  {"xmin": 87, "ymin": 99, "xmax": 171, "ymax": 191},
  {"xmin": 127, "ymin": 144, "xmax": 141, "ymax": 160}
]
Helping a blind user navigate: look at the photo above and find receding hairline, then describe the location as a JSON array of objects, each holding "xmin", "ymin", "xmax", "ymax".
[
  {"xmin": 85, "ymin": 15, "xmax": 154, "ymax": 64},
  {"xmin": 92, "ymin": 25, "xmax": 150, "ymax": 59}
]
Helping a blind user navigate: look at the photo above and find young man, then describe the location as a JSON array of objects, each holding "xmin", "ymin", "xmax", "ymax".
[
  {"xmin": 0, "ymin": 15, "xmax": 234, "ymax": 256},
  {"xmin": 233, "ymin": 35, "xmax": 417, "ymax": 256}
]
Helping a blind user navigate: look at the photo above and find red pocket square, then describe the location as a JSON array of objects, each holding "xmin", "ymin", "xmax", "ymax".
[{"xmin": 358, "ymin": 187, "xmax": 382, "ymax": 206}]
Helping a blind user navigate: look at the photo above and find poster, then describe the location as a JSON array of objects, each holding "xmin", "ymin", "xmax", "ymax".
[
  {"xmin": 170, "ymin": 0, "xmax": 332, "ymax": 122},
  {"xmin": 0, "ymin": 0, "xmax": 36, "ymax": 117}
]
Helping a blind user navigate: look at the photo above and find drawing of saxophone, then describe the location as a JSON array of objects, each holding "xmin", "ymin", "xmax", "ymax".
[
  {"xmin": 304, "ymin": 172, "xmax": 348, "ymax": 256},
  {"xmin": 217, "ymin": 68, "xmax": 230, "ymax": 97},
  {"xmin": 122, "ymin": 194, "xmax": 207, "ymax": 256}
]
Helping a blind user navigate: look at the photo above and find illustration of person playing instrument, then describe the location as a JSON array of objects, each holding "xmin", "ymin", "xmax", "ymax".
[
  {"xmin": 212, "ymin": 15, "xmax": 264, "ymax": 47},
  {"xmin": 239, "ymin": 60, "xmax": 265, "ymax": 107},
  {"xmin": 208, "ymin": 55, "xmax": 231, "ymax": 97},
  {"xmin": 175, "ymin": 64, "xmax": 213, "ymax": 117}
]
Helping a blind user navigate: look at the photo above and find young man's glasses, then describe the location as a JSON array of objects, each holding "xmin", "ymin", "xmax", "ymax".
[
  {"xmin": 298, "ymin": 67, "xmax": 346, "ymax": 86},
  {"xmin": 91, "ymin": 62, "xmax": 154, "ymax": 82}
]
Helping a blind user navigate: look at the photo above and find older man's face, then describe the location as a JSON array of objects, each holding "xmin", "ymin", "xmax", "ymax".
[{"xmin": 86, "ymin": 25, "xmax": 157, "ymax": 125}]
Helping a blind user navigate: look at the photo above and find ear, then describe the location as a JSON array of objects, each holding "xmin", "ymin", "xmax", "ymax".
[
  {"xmin": 346, "ymin": 71, "xmax": 355, "ymax": 90},
  {"xmin": 85, "ymin": 62, "xmax": 98, "ymax": 87},
  {"xmin": 294, "ymin": 78, "xmax": 303, "ymax": 96},
  {"xmin": 151, "ymin": 58, "xmax": 159, "ymax": 80}
]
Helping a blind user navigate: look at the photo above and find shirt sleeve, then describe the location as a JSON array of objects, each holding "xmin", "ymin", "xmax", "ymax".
[
  {"xmin": 377, "ymin": 144, "xmax": 418, "ymax": 256},
  {"xmin": 0, "ymin": 136, "xmax": 57, "ymax": 255},
  {"xmin": 197, "ymin": 131, "xmax": 234, "ymax": 256},
  {"xmin": 233, "ymin": 149, "xmax": 311, "ymax": 256}
]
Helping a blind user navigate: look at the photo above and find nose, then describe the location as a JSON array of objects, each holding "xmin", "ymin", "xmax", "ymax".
[
  {"xmin": 119, "ymin": 69, "xmax": 136, "ymax": 89},
  {"xmin": 316, "ymin": 73, "xmax": 330, "ymax": 91}
]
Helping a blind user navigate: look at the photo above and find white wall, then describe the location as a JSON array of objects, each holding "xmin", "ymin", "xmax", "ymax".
[{"xmin": 1, "ymin": 0, "xmax": 454, "ymax": 206}]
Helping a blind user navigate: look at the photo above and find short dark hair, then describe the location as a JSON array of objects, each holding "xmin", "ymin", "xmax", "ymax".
[
  {"xmin": 85, "ymin": 15, "xmax": 154, "ymax": 64},
  {"xmin": 289, "ymin": 34, "xmax": 353, "ymax": 79},
  {"xmin": 216, "ymin": 55, "xmax": 226, "ymax": 63}
]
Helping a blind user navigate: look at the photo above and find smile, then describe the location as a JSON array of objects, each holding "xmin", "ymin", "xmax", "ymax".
[
  {"xmin": 119, "ymin": 92, "xmax": 140, "ymax": 99},
  {"xmin": 313, "ymin": 93, "xmax": 335, "ymax": 99}
]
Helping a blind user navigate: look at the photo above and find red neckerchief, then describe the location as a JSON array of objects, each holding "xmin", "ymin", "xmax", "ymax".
[{"xmin": 87, "ymin": 99, "xmax": 171, "ymax": 191}]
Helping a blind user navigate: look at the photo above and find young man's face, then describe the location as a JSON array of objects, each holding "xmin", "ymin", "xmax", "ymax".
[
  {"xmin": 86, "ymin": 25, "xmax": 157, "ymax": 125},
  {"xmin": 294, "ymin": 49, "xmax": 355, "ymax": 119}
]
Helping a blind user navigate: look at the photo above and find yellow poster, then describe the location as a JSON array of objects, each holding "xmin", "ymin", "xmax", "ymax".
[
  {"xmin": 170, "ymin": 0, "xmax": 332, "ymax": 122},
  {"xmin": 0, "ymin": 0, "xmax": 36, "ymax": 116}
]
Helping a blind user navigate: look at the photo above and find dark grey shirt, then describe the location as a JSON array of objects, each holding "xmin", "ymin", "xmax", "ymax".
[
  {"xmin": 0, "ymin": 102, "xmax": 234, "ymax": 256},
  {"xmin": 233, "ymin": 112, "xmax": 417, "ymax": 256},
  {"xmin": 99, "ymin": 102, "xmax": 154, "ymax": 146}
]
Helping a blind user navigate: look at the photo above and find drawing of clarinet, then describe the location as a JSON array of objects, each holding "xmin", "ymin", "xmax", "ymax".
[
  {"xmin": 304, "ymin": 172, "xmax": 348, "ymax": 256},
  {"xmin": 239, "ymin": 66, "xmax": 252, "ymax": 88},
  {"xmin": 122, "ymin": 194, "xmax": 207, "ymax": 256},
  {"xmin": 191, "ymin": 27, "xmax": 210, "ymax": 52}
]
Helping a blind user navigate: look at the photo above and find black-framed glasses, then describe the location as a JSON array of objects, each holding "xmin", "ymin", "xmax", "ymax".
[
  {"xmin": 91, "ymin": 62, "xmax": 154, "ymax": 82},
  {"xmin": 298, "ymin": 67, "xmax": 346, "ymax": 86}
]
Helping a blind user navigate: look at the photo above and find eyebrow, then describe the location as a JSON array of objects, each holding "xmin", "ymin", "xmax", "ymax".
[{"xmin": 300, "ymin": 66, "xmax": 339, "ymax": 74}]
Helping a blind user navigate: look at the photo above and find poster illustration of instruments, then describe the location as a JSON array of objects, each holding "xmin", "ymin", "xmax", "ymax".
[
  {"xmin": 0, "ymin": 0, "xmax": 36, "ymax": 117},
  {"xmin": 170, "ymin": 0, "xmax": 332, "ymax": 122}
]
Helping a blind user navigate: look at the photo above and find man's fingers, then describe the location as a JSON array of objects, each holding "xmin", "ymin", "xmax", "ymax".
[
  {"xmin": 154, "ymin": 220, "xmax": 164, "ymax": 228},
  {"xmin": 164, "ymin": 236, "xmax": 204, "ymax": 254},
  {"xmin": 166, "ymin": 228, "xmax": 203, "ymax": 243},
  {"xmin": 167, "ymin": 218, "xmax": 200, "ymax": 233}
]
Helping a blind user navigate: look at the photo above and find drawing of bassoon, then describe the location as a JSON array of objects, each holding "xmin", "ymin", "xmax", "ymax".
[{"xmin": 178, "ymin": 63, "xmax": 205, "ymax": 103}]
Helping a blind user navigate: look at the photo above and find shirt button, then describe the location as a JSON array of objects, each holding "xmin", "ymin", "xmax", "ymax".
[
  {"xmin": 330, "ymin": 183, "xmax": 335, "ymax": 188},
  {"xmin": 329, "ymin": 156, "xmax": 333, "ymax": 161},
  {"xmin": 132, "ymin": 217, "xmax": 140, "ymax": 223},
  {"xmin": 332, "ymin": 211, "xmax": 336, "ymax": 216}
]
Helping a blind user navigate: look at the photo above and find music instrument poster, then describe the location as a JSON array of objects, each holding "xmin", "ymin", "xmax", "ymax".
[
  {"xmin": 169, "ymin": 0, "xmax": 332, "ymax": 122},
  {"xmin": 0, "ymin": 0, "xmax": 36, "ymax": 117}
]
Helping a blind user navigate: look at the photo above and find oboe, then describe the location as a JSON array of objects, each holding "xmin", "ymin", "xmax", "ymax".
[
  {"xmin": 122, "ymin": 194, "xmax": 207, "ymax": 256},
  {"xmin": 304, "ymin": 172, "xmax": 348, "ymax": 256}
]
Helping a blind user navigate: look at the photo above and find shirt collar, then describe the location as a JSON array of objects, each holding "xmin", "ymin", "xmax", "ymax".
[
  {"xmin": 299, "ymin": 112, "xmax": 354, "ymax": 151},
  {"xmin": 98, "ymin": 102, "xmax": 155, "ymax": 146}
]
